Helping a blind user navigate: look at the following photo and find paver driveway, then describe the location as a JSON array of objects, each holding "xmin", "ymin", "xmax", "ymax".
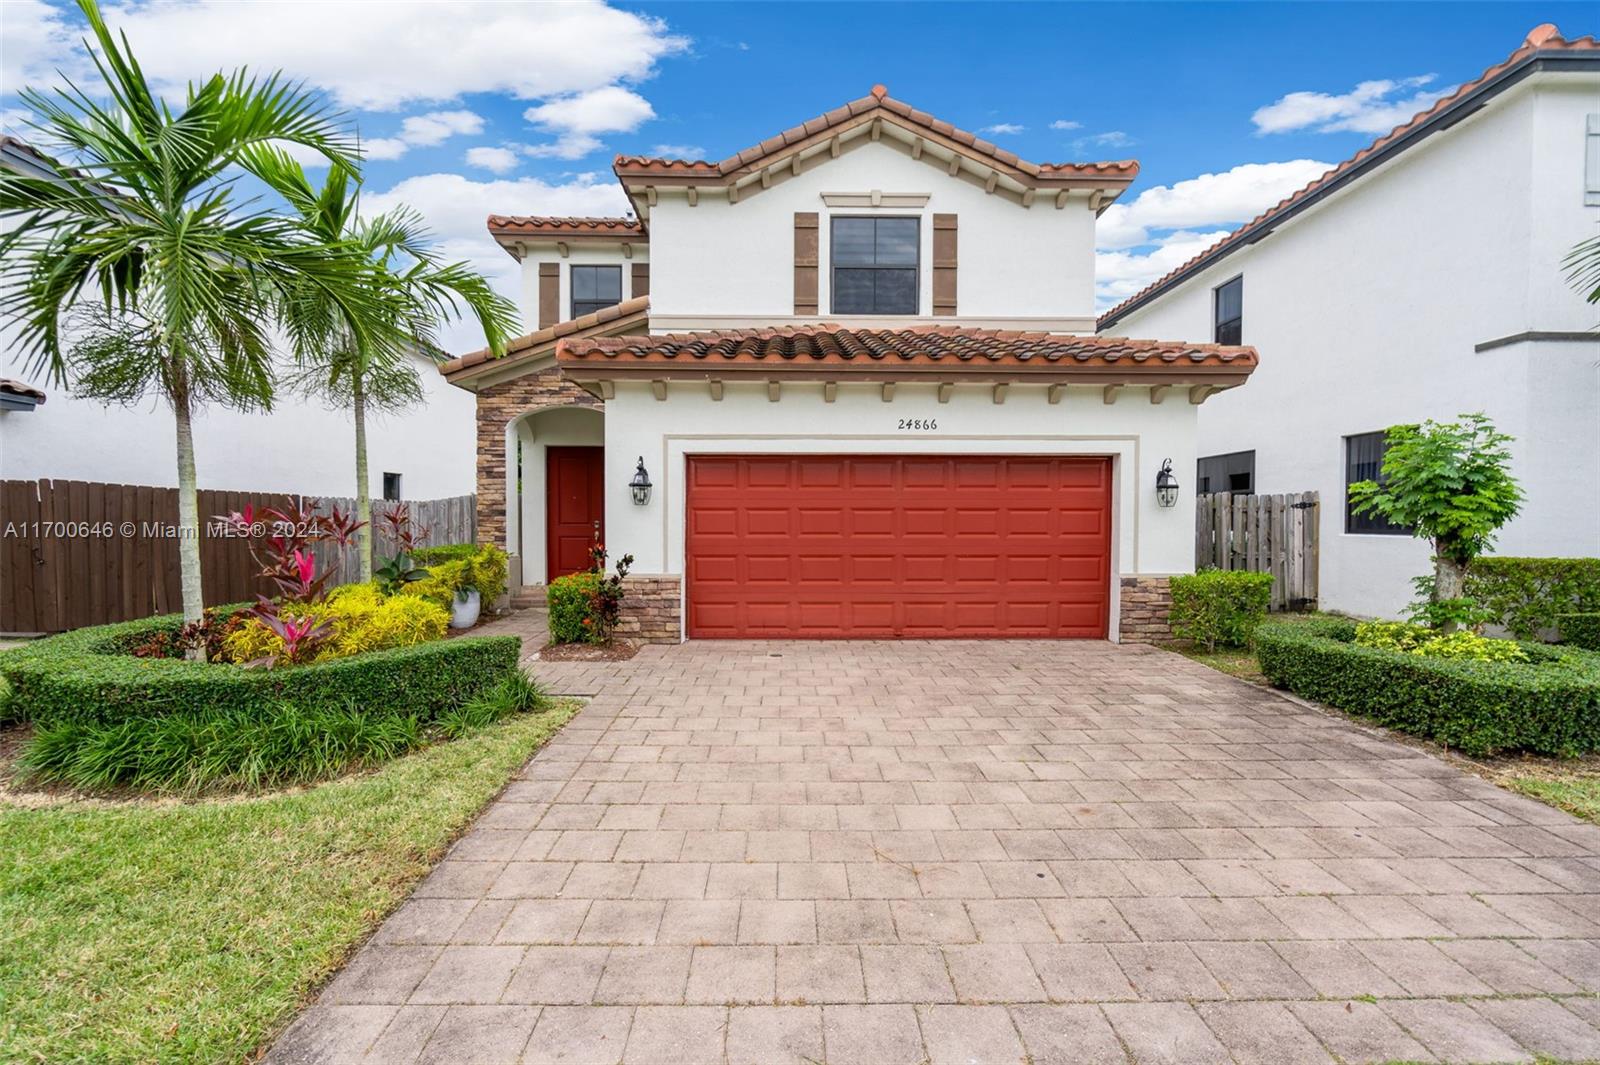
[{"xmin": 272, "ymin": 639, "xmax": 1600, "ymax": 1064}]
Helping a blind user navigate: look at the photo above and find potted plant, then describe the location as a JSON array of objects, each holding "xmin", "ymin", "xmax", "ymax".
[{"xmin": 449, "ymin": 581, "xmax": 482, "ymax": 630}]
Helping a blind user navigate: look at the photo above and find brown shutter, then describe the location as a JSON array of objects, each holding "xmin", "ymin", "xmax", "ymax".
[
  {"xmin": 538, "ymin": 262, "xmax": 560, "ymax": 328},
  {"xmin": 794, "ymin": 212, "xmax": 819, "ymax": 315},
  {"xmin": 631, "ymin": 262, "xmax": 650, "ymax": 298},
  {"xmin": 932, "ymin": 214, "xmax": 957, "ymax": 316}
]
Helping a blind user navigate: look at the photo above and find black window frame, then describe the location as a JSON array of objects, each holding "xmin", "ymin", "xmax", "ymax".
[
  {"xmin": 382, "ymin": 472, "xmax": 402, "ymax": 502},
  {"xmin": 1196, "ymin": 449, "xmax": 1255, "ymax": 495},
  {"xmin": 1213, "ymin": 274, "xmax": 1243, "ymax": 345},
  {"xmin": 1344, "ymin": 431, "xmax": 1411, "ymax": 535},
  {"xmin": 830, "ymin": 215, "xmax": 920, "ymax": 315},
  {"xmin": 570, "ymin": 264, "xmax": 623, "ymax": 320}
]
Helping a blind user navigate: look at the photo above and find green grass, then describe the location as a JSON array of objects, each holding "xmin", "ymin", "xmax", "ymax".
[
  {"xmin": 1504, "ymin": 774, "xmax": 1600, "ymax": 825},
  {"xmin": 0, "ymin": 701, "xmax": 578, "ymax": 1064}
]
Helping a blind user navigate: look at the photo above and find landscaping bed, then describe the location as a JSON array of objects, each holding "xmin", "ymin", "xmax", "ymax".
[
  {"xmin": 0, "ymin": 702, "xmax": 577, "ymax": 1063},
  {"xmin": 1254, "ymin": 616, "xmax": 1600, "ymax": 756}
]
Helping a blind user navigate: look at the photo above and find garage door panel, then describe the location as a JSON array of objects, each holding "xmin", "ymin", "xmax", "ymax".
[{"xmin": 686, "ymin": 455, "xmax": 1111, "ymax": 638}]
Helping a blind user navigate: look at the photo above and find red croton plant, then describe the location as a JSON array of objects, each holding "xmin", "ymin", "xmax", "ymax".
[{"xmin": 212, "ymin": 499, "xmax": 366, "ymax": 667}]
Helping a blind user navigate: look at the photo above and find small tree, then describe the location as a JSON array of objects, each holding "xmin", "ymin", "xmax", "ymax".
[{"xmin": 1349, "ymin": 413, "xmax": 1523, "ymax": 631}]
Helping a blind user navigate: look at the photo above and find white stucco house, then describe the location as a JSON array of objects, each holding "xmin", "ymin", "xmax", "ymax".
[
  {"xmin": 440, "ymin": 85, "xmax": 1259, "ymax": 642},
  {"xmin": 0, "ymin": 136, "xmax": 477, "ymax": 503},
  {"xmin": 1098, "ymin": 23, "xmax": 1600, "ymax": 619}
]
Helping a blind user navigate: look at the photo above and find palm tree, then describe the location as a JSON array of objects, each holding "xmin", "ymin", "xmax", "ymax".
[
  {"xmin": 0, "ymin": 0, "xmax": 398, "ymax": 638},
  {"xmin": 1565, "ymin": 233, "xmax": 1600, "ymax": 306},
  {"xmin": 250, "ymin": 153, "xmax": 518, "ymax": 580}
]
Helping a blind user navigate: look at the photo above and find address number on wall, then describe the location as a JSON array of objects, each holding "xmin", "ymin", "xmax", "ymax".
[{"xmin": 896, "ymin": 418, "xmax": 939, "ymax": 431}]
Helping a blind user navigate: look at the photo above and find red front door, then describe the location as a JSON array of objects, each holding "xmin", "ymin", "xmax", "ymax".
[{"xmin": 546, "ymin": 446, "xmax": 604, "ymax": 581}]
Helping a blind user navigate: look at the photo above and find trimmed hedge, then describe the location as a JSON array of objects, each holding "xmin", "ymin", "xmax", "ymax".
[
  {"xmin": 1254, "ymin": 617, "xmax": 1600, "ymax": 756},
  {"xmin": 1562, "ymin": 613, "xmax": 1600, "ymax": 652},
  {"xmin": 548, "ymin": 571, "xmax": 601, "ymax": 644},
  {"xmin": 1169, "ymin": 570, "xmax": 1274, "ymax": 651},
  {"xmin": 0, "ymin": 610, "xmax": 521, "ymax": 727},
  {"xmin": 1466, "ymin": 557, "xmax": 1600, "ymax": 640},
  {"xmin": 412, "ymin": 543, "xmax": 478, "ymax": 565}
]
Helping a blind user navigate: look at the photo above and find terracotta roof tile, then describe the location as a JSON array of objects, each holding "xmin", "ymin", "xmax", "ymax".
[
  {"xmin": 1099, "ymin": 24, "xmax": 1599, "ymax": 328},
  {"xmin": 486, "ymin": 215, "xmax": 643, "ymax": 237},
  {"xmin": 557, "ymin": 324, "xmax": 1256, "ymax": 380},
  {"xmin": 0, "ymin": 378, "xmax": 46, "ymax": 404},
  {"xmin": 612, "ymin": 85, "xmax": 1139, "ymax": 187},
  {"xmin": 440, "ymin": 296, "xmax": 650, "ymax": 382}
]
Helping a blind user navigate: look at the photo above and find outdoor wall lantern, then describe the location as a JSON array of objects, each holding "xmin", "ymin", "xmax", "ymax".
[
  {"xmin": 1155, "ymin": 458, "xmax": 1180, "ymax": 508},
  {"xmin": 629, "ymin": 457, "xmax": 653, "ymax": 506}
]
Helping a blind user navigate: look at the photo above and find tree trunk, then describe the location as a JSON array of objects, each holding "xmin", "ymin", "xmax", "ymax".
[
  {"xmin": 354, "ymin": 374, "xmax": 373, "ymax": 583},
  {"xmin": 1433, "ymin": 549, "xmax": 1468, "ymax": 633},
  {"xmin": 172, "ymin": 388, "xmax": 206, "ymax": 657}
]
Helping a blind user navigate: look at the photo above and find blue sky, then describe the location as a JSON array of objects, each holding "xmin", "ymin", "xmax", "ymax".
[{"xmin": 3, "ymin": 1, "xmax": 1594, "ymax": 350}]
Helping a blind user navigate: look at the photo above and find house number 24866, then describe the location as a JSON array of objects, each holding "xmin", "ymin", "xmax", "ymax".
[{"xmin": 897, "ymin": 418, "xmax": 938, "ymax": 431}]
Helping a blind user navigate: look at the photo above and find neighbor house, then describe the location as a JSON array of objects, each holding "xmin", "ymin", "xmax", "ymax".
[
  {"xmin": 441, "ymin": 85, "xmax": 1258, "ymax": 642},
  {"xmin": 1098, "ymin": 24, "xmax": 1600, "ymax": 619}
]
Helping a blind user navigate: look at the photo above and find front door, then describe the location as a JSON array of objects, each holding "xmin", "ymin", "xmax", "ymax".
[{"xmin": 546, "ymin": 446, "xmax": 604, "ymax": 581}]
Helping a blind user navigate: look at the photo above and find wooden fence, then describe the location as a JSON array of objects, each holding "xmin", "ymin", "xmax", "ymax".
[
  {"xmin": 1195, "ymin": 491, "xmax": 1320, "ymax": 612},
  {"xmin": 0, "ymin": 480, "xmax": 474, "ymax": 634}
]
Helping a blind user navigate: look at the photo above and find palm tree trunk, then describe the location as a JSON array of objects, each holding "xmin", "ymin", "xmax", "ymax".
[
  {"xmin": 354, "ymin": 374, "xmax": 373, "ymax": 582},
  {"xmin": 172, "ymin": 387, "xmax": 205, "ymax": 655}
]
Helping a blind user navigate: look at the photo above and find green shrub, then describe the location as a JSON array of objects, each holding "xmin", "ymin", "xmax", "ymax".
[
  {"xmin": 1561, "ymin": 613, "xmax": 1600, "ymax": 652},
  {"xmin": 16, "ymin": 702, "xmax": 424, "ymax": 794},
  {"xmin": 435, "ymin": 670, "xmax": 549, "ymax": 739},
  {"xmin": 412, "ymin": 543, "xmax": 478, "ymax": 565},
  {"xmin": 1466, "ymin": 557, "xmax": 1600, "ymax": 639},
  {"xmin": 0, "ymin": 612, "xmax": 521, "ymax": 727},
  {"xmin": 1255, "ymin": 617, "xmax": 1600, "ymax": 756},
  {"xmin": 400, "ymin": 545, "xmax": 510, "ymax": 608},
  {"xmin": 548, "ymin": 571, "xmax": 602, "ymax": 643},
  {"xmin": 1169, "ymin": 570, "xmax": 1275, "ymax": 651},
  {"xmin": 1354, "ymin": 621, "xmax": 1529, "ymax": 662}
]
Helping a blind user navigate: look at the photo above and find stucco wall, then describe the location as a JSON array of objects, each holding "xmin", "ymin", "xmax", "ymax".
[
  {"xmin": 598, "ymin": 378, "xmax": 1201, "ymax": 639},
  {"xmin": 646, "ymin": 139, "xmax": 1097, "ymax": 326},
  {"xmin": 1108, "ymin": 73, "xmax": 1600, "ymax": 619},
  {"xmin": 0, "ymin": 350, "xmax": 477, "ymax": 500},
  {"xmin": 516, "ymin": 244, "xmax": 648, "ymax": 331}
]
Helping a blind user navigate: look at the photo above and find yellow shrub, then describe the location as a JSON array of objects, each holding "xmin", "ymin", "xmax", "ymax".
[
  {"xmin": 221, "ymin": 616, "xmax": 287, "ymax": 664},
  {"xmin": 331, "ymin": 595, "xmax": 448, "ymax": 657},
  {"xmin": 220, "ymin": 585, "xmax": 448, "ymax": 666}
]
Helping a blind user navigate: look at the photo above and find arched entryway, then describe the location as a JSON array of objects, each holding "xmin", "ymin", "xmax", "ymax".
[{"xmin": 506, "ymin": 405, "xmax": 605, "ymax": 590}]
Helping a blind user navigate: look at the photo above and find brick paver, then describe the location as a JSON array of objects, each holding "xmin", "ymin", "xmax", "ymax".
[{"xmin": 270, "ymin": 639, "xmax": 1600, "ymax": 1063}]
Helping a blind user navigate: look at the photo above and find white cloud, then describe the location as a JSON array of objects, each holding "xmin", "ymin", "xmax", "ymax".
[
  {"xmin": 1049, "ymin": 119, "xmax": 1082, "ymax": 131},
  {"xmin": 522, "ymin": 86, "xmax": 655, "ymax": 160},
  {"xmin": 362, "ymin": 171, "xmax": 632, "ymax": 350},
  {"xmin": 979, "ymin": 122, "xmax": 1025, "ymax": 135},
  {"xmin": 269, "ymin": 138, "xmax": 336, "ymax": 170},
  {"xmin": 1252, "ymin": 74, "xmax": 1453, "ymax": 135},
  {"xmin": 1074, "ymin": 130, "xmax": 1134, "ymax": 152},
  {"xmin": 1096, "ymin": 230, "xmax": 1233, "ymax": 312},
  {"xmin": 0, "ymin": 107, "xmax": 34, "ymax": 134},
  {"xmin": 1095, "ymin": 159, "xmax": 1333, "ymax": 249},
  {"xmin": 355, "ymin": 109, "xmax": 483, "ymax": 162},
  {"xmin": 465, "ymin": 146, "xmax": 520, "ymax": 174},
  {"xmin": 650, "ymin": 143, "xmax": 706, "ymax": 159},
  {"xmin": 4, "ymin": 0, "xmax": 688, "ymax": 111}
]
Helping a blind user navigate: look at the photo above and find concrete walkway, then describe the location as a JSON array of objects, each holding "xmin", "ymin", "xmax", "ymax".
[{"xmin": 271, "ymin": 640, "xmax": 1600, "ymax": 1064}]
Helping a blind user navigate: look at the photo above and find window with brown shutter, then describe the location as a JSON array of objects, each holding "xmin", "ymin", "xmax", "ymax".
[
  {"xmin": 631, "ymin": 262, "xmax": 650, "ymax": 298},
  {"xmin": 932, "ymin": 214, "xmax": 957, "ymax": 316},
  {"xmin": 538, "ymin": 262, "xmax": 560, "ymax": 328},
  {"xmin": 794, "ymin": 212, "xmax": 819, "ymax": 315}
]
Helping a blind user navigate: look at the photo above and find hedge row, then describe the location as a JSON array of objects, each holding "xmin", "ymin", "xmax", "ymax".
[
  {"xmin": 1466, "ymin": 556, "xmax": 1600, "ymax": 640},
  {"xmin": 1254, "ymin": 617, "xmax": 1600, "ymax": 756},
  {"xmin": 0, "ymin": 611, "xmax": 521, "ymax": 727}
]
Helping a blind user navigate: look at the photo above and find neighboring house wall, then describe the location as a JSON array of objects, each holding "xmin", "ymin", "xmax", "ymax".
[
  {"xmin": 1106, "ymin": 74, "xmax": 1600, "ymax": 618},
  {"xmin": 646, "ymin": 140, "xmax": 1098, "ymax": 329},
  {"xmin": 0, "ymin": 351, "xmax": 477, "ymax": 500}
]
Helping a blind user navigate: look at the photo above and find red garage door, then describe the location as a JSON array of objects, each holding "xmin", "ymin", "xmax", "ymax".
[{"xmin": 686, "ymin": 455, "xmax": 1112, "ymax": 638}]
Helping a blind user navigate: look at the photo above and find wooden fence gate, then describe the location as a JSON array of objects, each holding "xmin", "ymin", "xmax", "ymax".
[
  {"xmin": 0, "ymin": 480, "xmax": 475, "ymax": 634},
  {"xmin": 1195, "ymin": 491, "xmax": 1320, "ymax": 612}
]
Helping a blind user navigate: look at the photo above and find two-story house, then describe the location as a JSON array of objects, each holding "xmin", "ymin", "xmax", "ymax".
[
  {"xmin": 1099, "ymin": 24, "xmax": 1600, "ymax": 619},
  {"xmin": 440, "ymin": 85, "xmax": 1259, "ymax": 642}
]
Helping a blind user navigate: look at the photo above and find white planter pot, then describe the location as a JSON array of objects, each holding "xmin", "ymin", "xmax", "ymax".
[{"xmin": 450, "ymin": 589, "xmax": 482, "ymax": 629}]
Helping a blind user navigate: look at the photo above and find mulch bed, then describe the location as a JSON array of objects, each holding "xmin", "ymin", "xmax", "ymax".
[{"xmin": 534, "ymin": 641, "xmax": 638, "ymax": 662}]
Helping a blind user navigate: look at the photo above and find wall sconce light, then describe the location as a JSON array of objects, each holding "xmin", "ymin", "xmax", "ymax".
[
  {"xmin": 1155, "ymin": 458, "xmax": 1180, "ymax": 508},
  {"xmin": 629, "ymin": 457, "xmax": 653, "ymax": 506}
]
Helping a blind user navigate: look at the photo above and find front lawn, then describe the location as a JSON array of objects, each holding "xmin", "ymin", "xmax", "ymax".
[{"xmin": 0, "ymin": 701, "xmax": 576, "ymax": 1063}]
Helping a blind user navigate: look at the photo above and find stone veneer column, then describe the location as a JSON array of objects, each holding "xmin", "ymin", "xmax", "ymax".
[
  {"xmin": 614, "ymin": 575, "xmax": 683, "ymax": 644},
  {"xmin": 1118, "ymin": 576, "xmax": 1174, "ymax": 643},
  {"xmin": 473, "ymin": 367, "xmax": 599, "ymax": 551}
]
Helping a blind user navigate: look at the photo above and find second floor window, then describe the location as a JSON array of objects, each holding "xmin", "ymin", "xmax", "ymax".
[
  {"xmin": 571, "ymin": 265, "xmax": 622, "ymax": 319},
  {"xmin": 1214, "ymin": 275, "xmax": 1242, "ymax": 345},
  {"xmin": 832, "ymin": 216, "xmax": 918, "ymax": 315}
]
